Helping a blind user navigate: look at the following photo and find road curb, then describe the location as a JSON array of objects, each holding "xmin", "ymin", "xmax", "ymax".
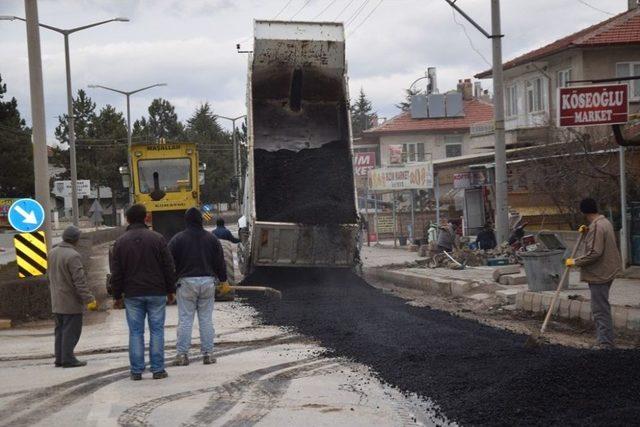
[{"xmin": 516, "ymin": 290, "xmax": 640, "ymax": 331}]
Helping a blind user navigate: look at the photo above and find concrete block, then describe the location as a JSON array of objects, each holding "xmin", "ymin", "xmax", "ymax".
[
  {"xmin": 558, "ymin": 299, "xmax": 571, "ymax": 318},
  {"xmin": 496, "ymin": 288, "xmax": 519, "ymax": 304},
  {"xmin": 492, "ymin": 265, "xmax": 521, "ymax": 282},
  {"xmin": 579, "ymin": 303, "xmax": 592, "ymax": 322},
  {"xmin": 505, "ymin": 274, "xmax": 528, "ymax": 286},
  {"xmin": 531, "ymin": 293, "xmax": 543, "ymax": 313},
  {"xmin": 450, "ymin": 281, "xmax": 471, "ymax": 297},
  {"xmin": 498, "ymin": 275, "xmax": 510, "ymax": 285},
  {"xmin": 522, "ymin": 292, "xmax": 534, "ymax": 311},
  {"xmin": 540, "ymin": 294, "xmax": 556, "ymax": 314},
  {"xmin": 468, "ymin": 293, "xmax": 492, "ymax": 302},
  {"xmin": 515, "ymin": 291, "xmax": 525, "ymax": 308},
  {"xmin": 626, "ymin": 309, "xmax": 640, "ymax": 331},
  {"xmin": 569, "ymin": 300, "xmax": 582, "ymax": 319},
  {"xmin": 433, "ymin": 279, "xmax": 452, "ymax": 295},
  {"xmin": 0, "ymin": 318, "xmax": 11, "ymax": 329},
  {"xmin": 612, "ymin": 307, "xmax": 629, "ymax": 329}
]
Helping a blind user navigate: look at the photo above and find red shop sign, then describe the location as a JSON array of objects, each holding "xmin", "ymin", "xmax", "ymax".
[{"xmin": 557, "ymin": 84, "xmax": 628, "ymax": 127}]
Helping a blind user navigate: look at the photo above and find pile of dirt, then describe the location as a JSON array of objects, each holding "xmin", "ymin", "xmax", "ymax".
[
  {"xmin": 244, "ymin": 268, "xmax": 640, "ymax": 426},
  {"xmin": 254, "ymin": 140, "xmax": 357, "ymax": 225}
]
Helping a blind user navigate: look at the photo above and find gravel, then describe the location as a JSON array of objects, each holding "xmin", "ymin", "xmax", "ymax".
[{"xmin": 244, "ymin": 267, "xmax": 640, "ymax": 426}]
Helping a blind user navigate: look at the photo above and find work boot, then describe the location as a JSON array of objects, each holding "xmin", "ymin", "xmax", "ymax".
[
  {"xmin": 130, "ymin": 373, "xmax": 142, "ymax": 381},
  {"xmin": 203, "ymin": 353, "xmax": 217, "ymax": 365},
  {"xmin": 173, "ymin": 353, "xmax": 189, "ymax": 366},
  {"xmin": 62, "ymin": 359, "xmax": 87, "ymax": 368},
  {"xmin": 54, "ymin": 361, "xmax": 62, "ymax": 368},
  {"xmin": 152, "ymin": 370, "xmax": 169, "ymax": 380}
]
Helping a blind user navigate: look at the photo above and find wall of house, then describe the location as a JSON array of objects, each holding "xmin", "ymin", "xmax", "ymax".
[
  {"xmin": 377, "ymin": 131, "xmax": 476, "ymax": 165},
  {"xmin": 583, "ymin": 46, "xmax": 640, "ymax": 114}
]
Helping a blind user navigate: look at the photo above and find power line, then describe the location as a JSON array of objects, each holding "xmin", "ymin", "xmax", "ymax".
[
  {"xmin": 273, "ymin": 0, "xmax": 294, "ymax": 19},
  {"xmin": 313, "ymin": 0, "xmax": 338, "ymax": 19},
  {"xmin": 348, "ymin": 0, "xmax": 384, "ymax": 35},
  {"xmin": 335, "ymin": 0, "xmax": 356, "ymax": 20},
  {"xmin": 576, "ymin": 0, "xmax": 615, "ymax": 16},
  {"xmin": 451, "ymin": 7, "xmax": 491, "ymax": 67},
  {"xmin": 345, "ymin": 0, "xmax": 369, "ymax": 26},
  {"xmin": 290, "ymin": 0, "xmax": 313, "ymax": 20}
]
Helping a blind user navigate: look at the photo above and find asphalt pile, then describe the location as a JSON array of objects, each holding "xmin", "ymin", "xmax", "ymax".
[
  {"xmin": 254, "ymin": 140, "xmax": 357, "ymax": 225},
  {"xmin": 244, "ymin": 268, "xmax": 640, "ymax": 426}
]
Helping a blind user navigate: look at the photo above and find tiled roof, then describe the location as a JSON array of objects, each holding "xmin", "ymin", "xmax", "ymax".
[
  {"xmin": 364, "ymin": 99, "xmax": 494, "ymax": 135},
  {"xmin": 475, "ymin": 7, "xmax": 640, "ymax": 78}
]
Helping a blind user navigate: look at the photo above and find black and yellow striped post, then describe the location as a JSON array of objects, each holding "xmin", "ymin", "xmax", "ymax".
[{"xmin": 14, "ymin": 231, "xmax": 47, "ymax": 278}]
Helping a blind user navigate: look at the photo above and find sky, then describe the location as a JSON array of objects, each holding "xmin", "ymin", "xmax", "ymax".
[{"xmin": 0, "ymin": 0, "xmax": 633, "ymax": 145}]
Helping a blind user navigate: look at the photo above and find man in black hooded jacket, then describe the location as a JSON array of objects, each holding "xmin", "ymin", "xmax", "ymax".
[{"xmin": 168, "ymin": 208, "xmax": 228, "ymax": 366}]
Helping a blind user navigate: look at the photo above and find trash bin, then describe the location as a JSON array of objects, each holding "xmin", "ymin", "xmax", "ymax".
[{"xmin": 520, "ymin": 250, "xmax": 566, "ymax": 292}]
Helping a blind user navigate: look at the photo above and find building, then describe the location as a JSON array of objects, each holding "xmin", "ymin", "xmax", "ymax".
[
  {"xmin": 362, "ymin": 81, "xmax": 494, "ymax": 166},
  {"xmin": 473, "ymin": 1, "xmax": 640, "ymax": 145}
]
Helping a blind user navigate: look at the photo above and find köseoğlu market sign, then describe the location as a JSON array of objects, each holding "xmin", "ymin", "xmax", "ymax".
[{"xmin": 557, "ymin": 84, "xmax": 628, "ymax": 127}]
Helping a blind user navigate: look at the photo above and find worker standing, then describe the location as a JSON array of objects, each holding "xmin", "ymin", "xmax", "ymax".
[
  {"xmin": 48, "ymin": 226, "xmax": 97, "ymax": 368},
  {"xmin": 476, "ymin": 223, "xmax": 497, "ymax": 250},
  {"xmin": 565, "ymin": 198, "xmax": 621, "ymax": 349},
  {"xmin": 213, "ymin": 218, "xmax": 240, "ymax": 243},
  {"xmin": 437, "ymin": 219, "xmax": 456, "ymax": 252},
  {"xmin": 111, "ymin": 204, "xmax": 176, "ymax": 380},
  {"xmin": 169, "ymin": 208, "xmax": 229, "ymax": 366}
]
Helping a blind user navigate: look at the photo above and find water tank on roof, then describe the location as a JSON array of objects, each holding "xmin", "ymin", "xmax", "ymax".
[
  {"xmin": 427, "ymin": 94, "xmax": 445, "ymax": 118},
  {"xmin": 410, "ymin": 94, "xmax": 428, "ymax": 119},
  {"xmin": 446, "ymin": 92, "xmax": 464, "ymax": 117}
]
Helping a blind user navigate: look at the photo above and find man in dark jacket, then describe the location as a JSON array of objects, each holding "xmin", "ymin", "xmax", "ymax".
[
  {"xmin": 169, "ymin": 208, "xmax": 228, "ymax": 366},
  {"xmin": 48, "ymin": 226, "xmax": 97, "ymax": 368},
  {"xmin": 111, "ymin": 204, "xmax": 176, "ymax": 380},
  {"xmin": 213, "ymin": 218, "xmax": 240, "ymax": 243}
]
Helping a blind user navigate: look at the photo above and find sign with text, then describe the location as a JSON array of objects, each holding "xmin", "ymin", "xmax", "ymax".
[
  {"xmin": 368, "ymin": 163, "xmax": 434, "ymax": 191},
  {"xmin": 557, "ymin": 84, "xmax": 628, "ymax": 127},
  {"xmin": 52, "ymin": 180, "xmax": 91, "ymax": 197},
  {"xmin": 353, "ymin": 152, "xmax": 377, "ymax": 176},
  {"xmin": 388, "ymin": 145, "xmax": 403, "ymax": 165}
]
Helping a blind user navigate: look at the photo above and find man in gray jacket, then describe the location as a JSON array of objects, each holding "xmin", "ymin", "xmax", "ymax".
[
  {"xmin": 48, "ymin": 226, "xmax": 97, "ymax": 367},
  {"xmin": 566, "ymin": 198, "xmax": 621, "ymax": 349}
]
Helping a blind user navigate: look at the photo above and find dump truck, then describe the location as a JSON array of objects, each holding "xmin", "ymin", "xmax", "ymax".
[
  {"xmin": 238, "ymin": 20, "xmax": 360, "ymax": 275},
  {"xmin": 119, "ymin": 140, "xmax": 206, "ymax": 239}
]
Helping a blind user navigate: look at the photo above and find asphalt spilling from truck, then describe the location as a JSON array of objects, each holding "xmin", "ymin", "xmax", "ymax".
[
  {"xmin": 244, "ymin": 267, "xmax": 640, "ymax": 426},
  {"xmin": 254, "ymin": 140, "xmax": 357, "ymax": 225}
]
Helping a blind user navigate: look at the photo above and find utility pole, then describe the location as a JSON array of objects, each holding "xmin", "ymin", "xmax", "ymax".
[
  {"xmin": 443, "ymin": 0, "xmax": 508, "ymax": 242},
  {"xmin": 620, "ymin": 146, "xmax": 628, "ymax": 270},
  {"xmin": 491, "ymin": 0, "xmax": 508, "ymax": 243},
  {"xmin": 24, "ymin": 0, "xmax": 51, "ymax": 250}
]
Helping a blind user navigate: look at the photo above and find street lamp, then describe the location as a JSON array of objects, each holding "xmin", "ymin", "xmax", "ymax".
[
  {"xmin": 1, "ymin": 15, "xmax": 129, "ymax": 226},
  {"xmin": 215, "ymin": 115, "xmax": 246, "ymax": 210},
  {"xmin": 88, "ymin": 83, "xmax": 166, "ymax": 205},
  {"xmin": 88, "ymin": 83, "xmax": 167, "ymax": 147}
]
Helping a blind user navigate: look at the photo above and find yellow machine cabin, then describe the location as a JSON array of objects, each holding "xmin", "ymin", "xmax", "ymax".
[{"xmin": 121, "ymin": 141, "xmax": 205, "ymax": 239}]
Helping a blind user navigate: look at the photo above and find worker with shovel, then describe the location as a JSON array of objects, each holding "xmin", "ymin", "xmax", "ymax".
[{"xmin": 566, "ymin": 198, "xmax": 621, "ymax": 350}]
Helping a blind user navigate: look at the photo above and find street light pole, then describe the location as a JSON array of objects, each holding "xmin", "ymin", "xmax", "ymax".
[
  {"xmin": 23, "ymin": 0, "xmax": 51, "ymax": 250},
  {"xmin": 215, "ymin": 115, "xmax": 246, "ymax": 211},
  {"xmin": 1, "ymin": 15, "xmax": 129, "ymax": 226},
  {"xmin": 88, "ymin": 83, "xmax": 167, "ymax": 204}
]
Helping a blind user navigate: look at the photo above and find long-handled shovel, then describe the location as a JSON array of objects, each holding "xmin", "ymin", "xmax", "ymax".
[{"xmin": 524, "ymin": 229, "xmax": 587, "ymax": 349}]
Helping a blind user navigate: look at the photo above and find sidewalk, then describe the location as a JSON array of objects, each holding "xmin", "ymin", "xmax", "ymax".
[{"xmin": 362, "ymin": 244, "xmax": 640, "ymax": 332}]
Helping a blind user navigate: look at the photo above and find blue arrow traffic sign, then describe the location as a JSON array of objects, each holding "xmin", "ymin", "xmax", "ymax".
[{"xmin": 8, "ymin": 198, "xmax": 45, "ymax": 233}]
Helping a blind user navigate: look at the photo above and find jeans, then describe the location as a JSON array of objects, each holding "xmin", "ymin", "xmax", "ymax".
[
  {"xmin": 125, "ymin": 296, "xmax": 167, "ymax": 374},
  {"xmin": 589, "ymin": 282, "xmax": 614, "ymax": 346},
  {"xmin": 54, "ymin": 313, "xmax": 83, "ymax": 365},
  {"xmin": 176, "ymin": 277, "xmax": 217, "ymax": 355}
]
